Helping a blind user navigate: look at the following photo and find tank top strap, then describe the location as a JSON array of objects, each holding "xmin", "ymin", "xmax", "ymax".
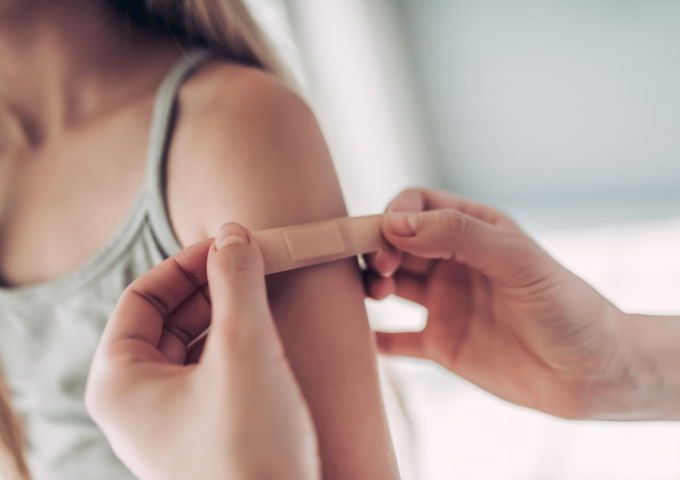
[{"xmin": 144, "ymin": 48, "xmax": 213, "ymax": 256}]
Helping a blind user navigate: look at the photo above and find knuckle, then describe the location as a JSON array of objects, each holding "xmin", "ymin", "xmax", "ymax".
[
  {"xmin": 127, "ymin": 286, "xmax": 171, "ymax": 317},
  {"xmin": 400, "ymin": 186, "xmax": 423, "ymax": 198},
  {"xmin": 170, "ymin": 255, "xmax": 203, "ymax": 287},
  {"xmin": 438, "ymin": 210, "xmax": 468, "ymax": 259},
  {"xmin": 390, "ymin": 187, "xmax": 425, "ymax": 212},
  {"xmin": 440, "ymin": 209, "xmax": 466, "ymax": 238},
  {"xmin": 501, "ymin": 233, "xmax": 547, "ymax": 282},
  {"xmin": 495, "ymin": 209, "xmax": 520, "ymax": 229},
  {"xmin": 505, "ymin": 230, "xmax": 535, "ymax": 257}
]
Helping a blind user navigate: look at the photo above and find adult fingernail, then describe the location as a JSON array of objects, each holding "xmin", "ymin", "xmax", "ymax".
[
  {"xmin": 375, "ymin": 250, "xmax": 388, "ymax": 274},
  {"xmin": 385, "ymin": 212, "xmax": 418, "ymax": 237},
  {"xmin": 375, "ymin": 249, "xmax": 397, "ymax": 276},
  {"xmin": 215, "ymin": 223, "xmax": 250, "ymax": 249}
]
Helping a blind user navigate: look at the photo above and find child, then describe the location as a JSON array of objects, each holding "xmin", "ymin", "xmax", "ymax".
[{"xmin": 0, "ymin": 1, "xmax": 398, "ymax": 478}]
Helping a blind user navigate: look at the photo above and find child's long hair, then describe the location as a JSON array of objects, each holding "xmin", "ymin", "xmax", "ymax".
[{"xmin": 0, "ymin": 1, "xmax": 287, "ymax": 478}]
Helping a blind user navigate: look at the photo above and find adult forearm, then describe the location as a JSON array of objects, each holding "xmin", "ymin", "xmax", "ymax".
[{"xmin": 590, "ymin": 312, "xmax": 680, "ymax": 421}]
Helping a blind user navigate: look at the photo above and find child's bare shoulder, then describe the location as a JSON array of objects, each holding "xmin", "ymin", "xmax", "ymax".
[
  {"xmin": 179, "ymin": 60, "xmax": 307, "ymax": 124},
  {"xmin": 167, "ymin": 61, "xmax": 345, "ymax": 246}
]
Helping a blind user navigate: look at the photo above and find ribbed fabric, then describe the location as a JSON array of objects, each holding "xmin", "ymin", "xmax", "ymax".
[{"xmin": 0, "ymin": 48, "xmax": 211, "ymax": 480}]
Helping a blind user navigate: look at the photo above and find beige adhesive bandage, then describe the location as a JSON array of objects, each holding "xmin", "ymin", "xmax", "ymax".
[{"xmin": 252, "ymin": 214, "xmax": 387, "ymax": 275}]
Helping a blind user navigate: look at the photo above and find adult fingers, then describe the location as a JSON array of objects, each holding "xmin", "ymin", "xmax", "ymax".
[
  {"xmin": 100, "ymin": 238, "xmax": 212, "ymax": 361},
  {"xmin": 365, "ymin": 271, "xmax": 427, "ymax": 305},
  {"xmin": 157, "ymin": 283, "xmax": 211, "ymax": 364},
  {"xmin": 374, "ymin": 331, "xmax": 428, "ymax": 360},
  {"xmin": 364, "ymin": 271, "xmax": 395, "ymax": 300},
  {"xmin": 364, "ymin": 246, "xmax": 402, "ymax": 277},
  {"xmin": 369, "ymin": 187, "xmax": 499, "ymax": 279},
  {"xmin": 387, "ymin": 187, "xmax": 512, "ymax": 227},
  {"xmin": 156, "ymin": 287, "xmax": 211, "ymax": 364},
  {"xmin": 204, "ymin": 223, "xmax": 280, "ymax": 360},
  {"xmin": 86, "ymin": 239, "xmax": 211, "ymax": 427},
  {"xmin": 398, "ymin": 253, "xmax": 433, "ymax": 276},
  {"xmin": 163, "ymin": 285, "xmax": 211, "ymax": 342},
  {"xmin": 365, "ymin": 249, "xmax": 430, "ymax": 280},
  {"xmin": 383, "ymin": 209, "xmax": 545, "ymax": 286}
]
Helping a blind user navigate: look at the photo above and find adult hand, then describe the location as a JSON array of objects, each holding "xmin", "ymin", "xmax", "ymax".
[
  {"xmin": 366, "ymin": 188, "xmax": 634, "ymax": 420},
  {"xmin": 86, "ymin": 223, "xmax": 319, "ymax": 480}
]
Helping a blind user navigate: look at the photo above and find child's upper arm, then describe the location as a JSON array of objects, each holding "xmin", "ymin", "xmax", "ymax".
[{"xmin": 166, "ymin": 65, "xmax": 399, "ymax": 479}]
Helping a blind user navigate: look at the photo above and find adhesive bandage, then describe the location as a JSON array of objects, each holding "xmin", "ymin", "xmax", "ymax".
[{"xmin": 252, "ymin": 214, "xmax": 387, "ymax": 274}]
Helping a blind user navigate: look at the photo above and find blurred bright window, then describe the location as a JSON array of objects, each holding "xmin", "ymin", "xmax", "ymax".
[{"xmin": 272, "ymin": 1, "xmax": 680, "ymax": 478}]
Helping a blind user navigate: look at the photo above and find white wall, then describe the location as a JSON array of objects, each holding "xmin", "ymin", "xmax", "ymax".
[
  {"xmin": 284, "ymin": 0, "xmax": 438, "ymax": 216},
  {"xmin": 400, "ymin": 0, "xmax": 680, "ymax": 210},
  {"xmin": 254, "ymin": 2, "xmax": 680, "ymax": 479}
]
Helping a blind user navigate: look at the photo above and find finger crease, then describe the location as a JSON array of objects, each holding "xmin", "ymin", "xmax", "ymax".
[
  {"xmin": 130, "ymin": 288, "xmax": 171, "ymax": 317},
  {"xmin": 170, "ymin": 256, "xmax": 203, "ymax": 289},
  {"xmin": 164, "ymin": 325, "xmax": 194, "ymax": 346}
]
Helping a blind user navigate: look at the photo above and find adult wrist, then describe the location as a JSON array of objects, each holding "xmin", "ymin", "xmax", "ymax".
[
  {"xmin": 588, "ymin": 311, "xmax": 680, "ymax": 421},
  {"xmin": 624, "ymin": 312, "xmax": 680, "ymax": 420},
  {"xmin": 578, "ymin": 305, "xmax": 636, "ymax": 420}
]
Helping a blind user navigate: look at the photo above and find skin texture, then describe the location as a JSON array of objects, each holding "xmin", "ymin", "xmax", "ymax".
[
  {"xmin": 166, "ymin": 65, "xmax": 398, "ymax": 478},
  {"xmin": 0, "ymin": 1, "xmax": 180, "ymax": 286},
  {"xmin": 366, "ymin": 188, "xmax": 680, "ymax": 421},
  {"xmin": 86, "ymin": 224, "xmax": 319, "ymax": 480},
  {"xmin": 0, "ymin": 2, "xmax": 399, "ymax": 478}
]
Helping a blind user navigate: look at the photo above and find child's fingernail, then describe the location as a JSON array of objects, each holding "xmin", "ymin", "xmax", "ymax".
[
  {"xmin": 215, "ymin": 223, "xmax": 249, "ymax": 250},
  {"xmin": 385, "ymin": 212, "xmax": 418, "ymax": 237}
]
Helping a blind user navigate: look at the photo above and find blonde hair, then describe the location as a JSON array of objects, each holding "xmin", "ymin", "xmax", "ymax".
[
  {"xmin": 1, "ymin": 1, "xmax": 289, "ymax": 478},
  {"xmin": 114, "ymin": 0, "xmax": 294, "ymax": 84}
]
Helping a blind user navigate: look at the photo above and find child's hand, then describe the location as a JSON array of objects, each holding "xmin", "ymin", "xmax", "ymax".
[
  {"xmin": 86, "ymin": 223, "xmax": 319, "ymax": 480},
  {"xmin": 365, "ymin": 188, "xmax": 631, "ymax": 420}
]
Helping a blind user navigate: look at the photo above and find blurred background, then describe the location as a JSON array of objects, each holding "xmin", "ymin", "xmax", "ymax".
[{"xmin": 253, "ymin": 1, "xmax": 680, "ymax": 478}]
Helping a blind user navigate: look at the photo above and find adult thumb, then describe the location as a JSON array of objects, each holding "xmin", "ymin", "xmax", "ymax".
[
  {"xmin": 205, "ymin": 222, "xmax": 275, "ymax": 353},
  {"xmin": 382, "ymin": 209, "xmax": 548, "ymax": 286}
]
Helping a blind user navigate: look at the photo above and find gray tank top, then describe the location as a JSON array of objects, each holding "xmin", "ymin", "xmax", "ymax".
[{"xmin": 0, "ymin": 49, "xmax": 211, "ymax": 480}]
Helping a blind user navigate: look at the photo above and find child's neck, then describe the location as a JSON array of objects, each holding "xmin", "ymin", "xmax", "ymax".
[{"xmin": 0, "ymin": 1, "xmax": 180, "ymax": 147}]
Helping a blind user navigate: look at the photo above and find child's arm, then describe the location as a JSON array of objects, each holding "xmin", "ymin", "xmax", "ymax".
[{"xmin": 166, "ymin": 64, "xmax": 399, "ymax": 479}]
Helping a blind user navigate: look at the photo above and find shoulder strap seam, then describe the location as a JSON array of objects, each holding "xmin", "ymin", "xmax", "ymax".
[{"xmin": 144, "ymin": 48, "xmax": 212, "ymax": 256}]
